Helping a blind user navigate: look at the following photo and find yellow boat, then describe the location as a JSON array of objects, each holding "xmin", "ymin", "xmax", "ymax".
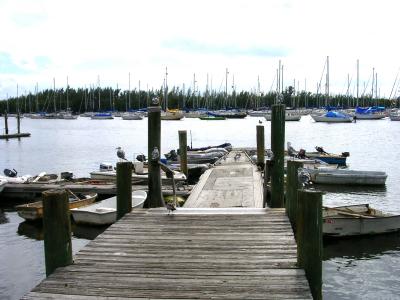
[{"xmin": 16, "ymin": 191, "xmax": 97, "ymax": 221}]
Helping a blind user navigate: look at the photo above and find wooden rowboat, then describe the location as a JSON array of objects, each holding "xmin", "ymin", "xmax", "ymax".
[
  {"xmin": 16, "ymin": 191, "xmax": 97, "ymax": 221},
  {"xmin": 323, "ymin": 204, "xmax": 400, "ymax": 237}
]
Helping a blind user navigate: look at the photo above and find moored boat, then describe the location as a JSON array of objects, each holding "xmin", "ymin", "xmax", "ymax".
[
  {"xmin": 265, "ymin": 113, "xmax": 301, "ymax": 121},
  {"xmin": 91, "ymin": 113, "xmax": 114, "ymax": 120},
  {"xmin": 16, "ymin": 192, "xmax": 97, "ymax": 221},
  {"xmin": 354, "ymin": 106, "xmax": 386, "ymax": 120},
  {"xmin": 121, "ymin": 112, "xmax": 144, "ymax": 120},
  {"xmin": 323, "ymin": 204, "xmax": 400, "ymax": 237},
  {"xmin": 311, "ymin": 111, "xmax": 353, "ymax": 123},
  {"xmin": 287, "ymin": 143, "xmax": 349, "ymax": 166},
  {"xmin": 71, "ymin": 191, "xmax": 147, "ymax": 226},
  {"xmin": 161, "ymin": 109, "xmax": 184, "ymax": 120},
  {"xmin": 304, "ymin": 168, "xmax": 387, "ymax": 186}
]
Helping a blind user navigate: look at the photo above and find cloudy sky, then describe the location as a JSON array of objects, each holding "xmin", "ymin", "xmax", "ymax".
[{"xmin": 0, "ymin": 0, "xmax": 399, "ymax": 99}]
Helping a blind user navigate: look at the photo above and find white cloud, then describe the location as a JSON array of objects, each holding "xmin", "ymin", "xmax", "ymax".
[{"xmin": 0, "ymin": 0, "xmax": 399, "ymax": 99}]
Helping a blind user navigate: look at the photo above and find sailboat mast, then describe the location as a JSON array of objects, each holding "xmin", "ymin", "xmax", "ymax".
[
  {"xmin": 66, "ymin": 76, "xmax": 69, "ymax": 110},
  {"xmin": 356, "ymin": 59, "xmax": 359, "ymax": 107},
  {"xmin": 98, "ymin": 75, "xmax": 101, "ymax": 111},
  {"xmin": 371, "ymin": 67, "xmax": 375, "ymax": 104},
  {"xmin": 128, "ymin": 72, "xmax": 131, "ymax": 111},
  {"xmin": 17, "ymin": 84, "xmax": 19, "ymax": 113},
  {"xmin": 225, "ymin": 68, "xmax": 229, "ymax": 108},
  {"xmin": 53, "ymin": 78, "xmax": 56, "ymax": 112},
  {"xmin": 36, "ymin": 83, "xmax": 39, "ymax": 112},
  {"xmin": 165, "ymin": 67, "xmax": 168, "ymax": 111},
  {"xmin": 138, "ymin": 80, "xmax": 141, "ymax": 109}
]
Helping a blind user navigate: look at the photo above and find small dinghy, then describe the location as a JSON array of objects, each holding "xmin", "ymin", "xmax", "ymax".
[
  {"xmin": 304, "ymin": 168, "xmax": 387, "ymax": 186},
  {"xmin": 16, "ymin": 191, "xmax": 97, "ymax": 221},
  {"xmin": 323, "ymin": 204, "xmax": 400, "ymax": 237},
  {"xmin": 71, "ymin": 191, "xmax": 147, "ymax": 226}
]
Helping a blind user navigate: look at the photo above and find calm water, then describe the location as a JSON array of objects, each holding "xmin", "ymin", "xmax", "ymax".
[{"xmin": 1, "ymin": 115, "xmax": 400, "ymax": 299}]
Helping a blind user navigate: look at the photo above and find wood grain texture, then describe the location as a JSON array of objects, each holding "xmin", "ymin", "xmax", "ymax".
[{"xmin": 23, "ymin": 208, "xmax": 311, "ymax": 299}]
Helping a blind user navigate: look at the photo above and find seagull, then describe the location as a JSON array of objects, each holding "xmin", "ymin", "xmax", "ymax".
[
  {"xmin": 116, "ymin": 147, "xmax": 127, "ymax": 161},
  {"xmin": 258, "ymin": 119, "xmax": 262, "ymax": 124},
  {"xmin": 165, "ymin": 202, "xmax": 176, "ymax": 215},
  {"xmin": 298, "ymin": 169, "xmax": 311, "ymax": 187}
]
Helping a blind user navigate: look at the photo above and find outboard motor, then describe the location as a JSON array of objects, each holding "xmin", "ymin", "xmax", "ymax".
[
  {"xmin": 341, "ymin": 152, "xmax": 350, "ymax": 157},
  {"xmin": 4, "ymin": 168, "xmax": 17, "ymax": 177},
  {"xmin": 315, "ymin": 146, "xmax": 327, "ymax": 154},
  {"xmin": 136, "ymin": 154, "xmax": 146, "ymax": 162}
]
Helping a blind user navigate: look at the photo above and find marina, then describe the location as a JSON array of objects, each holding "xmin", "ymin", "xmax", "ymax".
[{"xmin": 1, "ymin": 114, "xmax": 400, "ymax": 299}]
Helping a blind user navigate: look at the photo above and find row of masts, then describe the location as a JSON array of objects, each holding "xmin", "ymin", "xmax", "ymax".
[{"xmin": 3, "ymin": 60, "xmax": 395, "ymax": 113}]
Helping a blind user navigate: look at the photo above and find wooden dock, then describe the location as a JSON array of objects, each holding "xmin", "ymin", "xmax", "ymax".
[
  {"xmin": 184, "ymin": 150, "xmax": 263, "ymax": 208},
  {"xmin": 23, "ymin": 208, "xmax": 312, "ymax": 299},
  {"xmin": 23, "ymin": 149, "xmax": 313, "ymax": 299},
  {"xmin": 0, "ymin": 132, "xmax": 31, "ymax": 139}
]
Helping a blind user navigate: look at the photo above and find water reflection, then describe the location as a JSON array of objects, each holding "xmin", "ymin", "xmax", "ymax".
[
  {"xmin": 0, "ymin": 209, "xmax": 9, "ymax": 224},
  {"xmin": 324, "ymin": 232, "xmax": 400, "ymax": 260},
  {"xmin": 17, "ymin": 221, "xmax": 43, "ymax": 240},
  {"xmin": 72, "ymin": 223, "xmax": 108, "ymax": 240},
  {"xmin": 16, "ymin": 220, "xmax": 108, "ymax": 241}
]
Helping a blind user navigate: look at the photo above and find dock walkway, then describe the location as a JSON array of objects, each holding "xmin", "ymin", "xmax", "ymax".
[
  {"xmin": 184, "ymin": 150, "xmax": 263, "ymax": 208},
  {"xmin": 23, "ymin": 149, "xmax": 312, "ymax": 299},
  {"xmin": 23, "ymin": 208, "xmax": 311, "ymax": 299}
]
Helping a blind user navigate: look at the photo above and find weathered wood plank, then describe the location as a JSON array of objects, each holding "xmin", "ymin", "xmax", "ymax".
[{"xmin": 24, "ymin": 208, "xmax": 312, "ymax": 299}]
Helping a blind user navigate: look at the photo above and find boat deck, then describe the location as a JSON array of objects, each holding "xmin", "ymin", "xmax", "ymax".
[
  {"xmin": 23, "ymin": 208, "xmax": 312, "ymax": 299},
  {"xmin": 184, "ymin": 150, "xmax": 263, "ymax": 208}
]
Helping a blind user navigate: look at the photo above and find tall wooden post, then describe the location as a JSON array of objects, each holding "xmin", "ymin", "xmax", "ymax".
[
  {"xmin": 4, "ymin": 111, "xmax": 8, "ymax": 135},
  {"xmin": 42, "ymin": 189, "xmax": 72, "ymax": 277},
  {"xmin": 116, "ymin": 161, "xmax": 132, "ymax": 220},
  {"xmin": 256, "ymin": 125, "xmax": 265, "ymax": 168},
  {"xmin": 147, "ymin": 97, "xmax": 164, "ymax": 207},
  {"xmin": 286, "ymin": 160, "xmax": 303, "ymax": 229},
  {"xmin": 178, "ymin": 130, "xmax": 188, "ymax": 177},
  {"xmin": 297, "ymin": 190, "xmax": 323, "ymax": 300},
  {"xmin": 270, "ymin": 104, "xmax": 285, "ymax": 208},
  {"xmin": 17, "ymin": 110, "xmax": 21, "ymax": 134}
]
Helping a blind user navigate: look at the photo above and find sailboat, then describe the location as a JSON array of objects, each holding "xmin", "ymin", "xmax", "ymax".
[
  {"xmin": 122, "ymin": 72, "xmax": 144, "ymax": 120},
  {"xmin": 161, "ymin": 67, "xmax": 184, "ymax": 120}
]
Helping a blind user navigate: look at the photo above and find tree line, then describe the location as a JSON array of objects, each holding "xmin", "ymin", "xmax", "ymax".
[{"xmin": 0, "ymin": 85, "xmax": 396, "ymax": 114}]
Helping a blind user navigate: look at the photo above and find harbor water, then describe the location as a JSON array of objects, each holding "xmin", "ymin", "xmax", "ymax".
[{"xmin": 1, "ymin": 115, "xmax": 400, "ymax": 299}]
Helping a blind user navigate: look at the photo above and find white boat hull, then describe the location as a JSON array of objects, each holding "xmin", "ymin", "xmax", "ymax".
[
  {"xmin": 71, "ymin": 191, "xmax": 147, "ymax": 225},
  {"xmin": 311, "ymin": 114, "xmax": 353, "ymax": 123},
  {"xmin": 390, "ymin": 114, "xmax": 400, "ymax": 121},
  {"xmin": 323, "ymin": 204, "xmax": 400, "ymax": 237},
  {"xmin": 306, "ymin": 168, "xmax": 387, "ymax": 185},
  {"xmin": 355, "ymin": 113, "xmax": 386, "ymax": 120},
  {"xmin": 265, "ymin": 114, "xmax": 301, "ymax": 121}
]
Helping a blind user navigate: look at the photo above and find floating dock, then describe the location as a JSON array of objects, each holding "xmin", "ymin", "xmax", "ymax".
[
  {"xmin": 184, "ymin": 150, "xmax": 263, "ymax": 208},
  {"xmin": 0, "ymin": 132, "xmax": 31, "ymax": 139}
]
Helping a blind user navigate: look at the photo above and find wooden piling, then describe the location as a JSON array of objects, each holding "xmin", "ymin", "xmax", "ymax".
[
  {"xmin": 286, "ymin": 160, "xmax": 303, "ymax": 229},
  {"xmin": 263, "ymin": 159, "xmax": 273, "ymax": 208},
  {"xmin": 178, "ymin": 130, "xmax": 188, "ymax": 177},
  {"xmin": 42, "ymin": 189, "xmax": 72, "ymax": 277},
  {"xmin": 4, "ymin": 111, "xmax": 8, "ymax": 135},
  {"xmin": 270, "ymin": 103, "xmax": 285, "ymax": 208},
  {"xmin": 17, "ymin": 111, "xmax": 21, "ymax": 134},
  {"xmin": 256, "ymin": 125, "xmax": 265, "ymax": 168},
  {"xmin": 116, "ymin": 161, "xmax": 132, "ymax": 220},
  {"xmin": 147, "ymin": 98, "xmax": 164, "ymax": 208},
  {"xmin": 297, "ymin": 189, "xmax": 323, "ymax": 300}
]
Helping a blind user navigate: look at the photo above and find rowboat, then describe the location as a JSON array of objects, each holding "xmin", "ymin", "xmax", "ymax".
[
  {"xmin": 16, "ymin": 191, "xmax": 97, "ymax": 221},
  {"xmin": 161, "ymin": 109, "xmax": 184, "ymax": 120},
  {"xmin": 305, "ymin": 168, "xmax": 387, "ymax": 186},
  {"xmin": 71, "ymin": 191, "xmax": 147, "ymax": 226},
  {"xmin": 323, "ymin": 204, "xmax": 400, "ymax": 237}
]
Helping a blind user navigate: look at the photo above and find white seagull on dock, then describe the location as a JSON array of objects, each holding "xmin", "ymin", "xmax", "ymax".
[{"xmin": 116, "ymin": 147, "xmax": 127, "ymax": 161}]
